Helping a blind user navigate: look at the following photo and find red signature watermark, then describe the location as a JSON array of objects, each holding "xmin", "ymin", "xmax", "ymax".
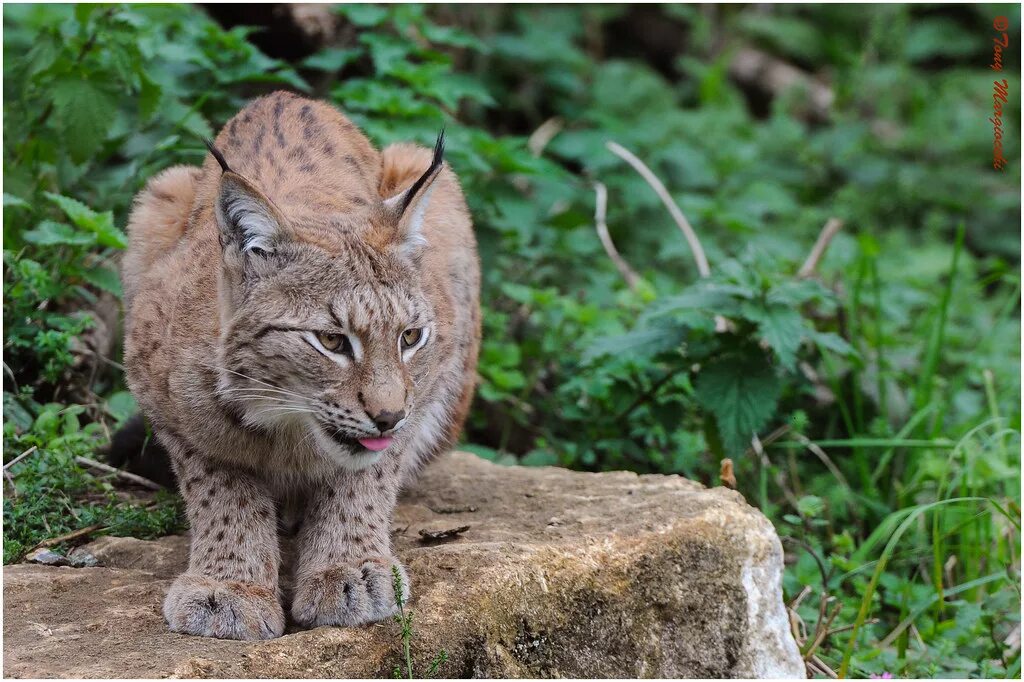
[{"xmin": 990, "ymin": 16, "xmax": 1010, "ymax": 170}]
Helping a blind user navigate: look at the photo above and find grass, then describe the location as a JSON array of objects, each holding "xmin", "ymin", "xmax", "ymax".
[
  {"xmin": 778, "ymin": 239, "xmax": 1019, "ymax": 675},
  {"xmin": 391, "ymin": 565, "xmax": 448, "ymax": 679}
]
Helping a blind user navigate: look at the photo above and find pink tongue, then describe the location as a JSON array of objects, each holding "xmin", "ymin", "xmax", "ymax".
[{"xmin": 357, "ymin": 437, "xmax": 393, "ymax": 452}]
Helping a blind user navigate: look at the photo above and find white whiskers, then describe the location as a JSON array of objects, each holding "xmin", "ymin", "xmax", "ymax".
[{"xmin": 207, "ymin": 364, "xmax": 306, "ymax": 399}]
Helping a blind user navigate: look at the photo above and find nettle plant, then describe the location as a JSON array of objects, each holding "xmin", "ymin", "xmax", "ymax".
[
  {"xmin": 3, "ymin": 3, "xmax": 307, "ymax": 562},
  {"xmin": 3, "ymin": 4, "xmax": 309, "ymax": 397},
  {"xmin": 572, "ymin": 247, "xmax": 855, "ymax": 470}
]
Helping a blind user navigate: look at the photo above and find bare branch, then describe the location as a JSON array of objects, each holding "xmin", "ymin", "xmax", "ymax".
[
  {"xmin": 606, "ymin": 141, "xmax": 711, "ymax": 277},
  {"xmin": 798, "ymin": 218, "xmax": 844, "ymax": 278},
  {"xmin": 527, "ymin": 117, "xmax": 563, "ymax": 157},
  {"xmin": 74, "ymin": 455, "xmax": 163, "ymax": 490},
  {"xmin": 793, "ymin": 433, "xmax": 851, "ymax": 491},
  {"xmin": 32, "ymin": 523, "xmax": 105, "ymax": 550},
  {"xmin": 593, "ymin": 182, "xmax": 640, "ymax": 290},
  {"xmin": 4, "ymin": 469, "xmax": 17, "ymax": 497},
  {"xmin": 809, "ymin": 654, "xmax": 838, "ymax": 679},
  {"xmin": 4, "ymin": 446, "xmax": 38, "ymax": 471}
]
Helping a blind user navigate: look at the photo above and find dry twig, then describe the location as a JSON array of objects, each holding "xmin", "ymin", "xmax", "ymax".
[
  {"xmin": 4, "ymin": 445, "xmax": 39, "ymax": 471},
  {"xmin": 593, "ymin": 182, "xmax": 640, "ymax": 290},
  {"xmin": 606, "ymin": 141, "xmax": 710, "ymax": 277},
  {"xmin": 793, "ymin": 433, "xmax": 851, "ymax": 491},
  {"xmin": 4, "ymin": 469, "xmax": 18, "ymax": 497},
  {"xmin": 788, "ymin": 584, "xmax": 813, "ymax": 610},
  {"xmin": 528, "ymin": 117, "xmax": 563, "ymax": 157},
  {"xmin": 809, "ymin": 654, "xmax": 838, "ymax": 679},
  {"xmin": 74, "ymin": 455, "xmax": 163, "ymax": 490},
  {"xmin": 804, "ymin": 601, "xmax": 843, "ymax": 659},
  {"xmin": 606, "ymin": 140, "xmax": 731, "ymax": 332},
  {"xmin": 31, "ymin": 523, "xmax": 105, "ymax": 550},
  {"xmin": 798, "ymin": 218, "xmax": 844, "ymax": 278},
  {"xmin": 418, "ymin": 525, "xmax": 470, "ymax": 543}
]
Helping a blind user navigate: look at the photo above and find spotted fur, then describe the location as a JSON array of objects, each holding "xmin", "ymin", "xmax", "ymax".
[{"xmin": 122, "ymin": 92, "xmax": 480, "ymax": 640}]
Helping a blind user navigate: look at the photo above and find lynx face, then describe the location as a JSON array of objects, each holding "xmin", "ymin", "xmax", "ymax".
[{"xmin": 209, "ymin": 135, "xmax": 447, "ymax": 470}]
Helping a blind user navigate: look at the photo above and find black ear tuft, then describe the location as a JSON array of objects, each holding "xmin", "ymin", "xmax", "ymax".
[
  {"xmin": 399, "ymin": 128, "xmax": 445, "ymax": 214},
  {"xmin": 203, "ymin": 137, "xmax": 233, "ymax": 174}
]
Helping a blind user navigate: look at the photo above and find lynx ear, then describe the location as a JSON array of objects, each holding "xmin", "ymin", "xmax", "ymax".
[
  {"xmin": 206, "ymin": 140, "xmax": 285, "ymax": 257},
  {"xmin": 382, "ymin": 130, "xmax": 445, "ymax": 257}
]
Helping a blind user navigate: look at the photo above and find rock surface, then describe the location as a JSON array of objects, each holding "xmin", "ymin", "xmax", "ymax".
[{"xmin": 3, "ymin": 452, "xmax": 805, "ymax": 678}]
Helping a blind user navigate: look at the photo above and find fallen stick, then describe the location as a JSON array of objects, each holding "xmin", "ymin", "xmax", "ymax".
[
  {"xmin": 792, "ymin": 433, "xmax": 850, "ymax": 491},
  {"xmin": 74, "ymin": 455, "xmax": 163, "ymax": 490},
  {"xmin": 528, "ymin": 117, "xmax": 563, "ymax": 157},
  {"xmin": 798, "ymin": 218, "xmax": 844, "ymax": 278},
  {"xmin": 606, "ymin": 141, "xmax": 711, "ymax": 277},
  {"xmin": 606, "ymin": 140, "xmax": 729, "ymax": 332},
  {"xmin": 809, "ymin": 654, "xmax": 838, "ymax": 679},
  {"xmin": 31, "ymin": 523, "xmax": 105, "ymax": 550},
  {"xmin": 593, "ymin": 182, "xmax": 640, "ymax": 290},
  {"xmin": 4, "ymin": 469, "xmax": 18, "ymax": 497},
  {"xmin": 4, "ymin": 445, "xmax": 39, "ymax": 471}
]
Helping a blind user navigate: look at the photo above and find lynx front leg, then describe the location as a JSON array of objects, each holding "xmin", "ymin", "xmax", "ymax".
[
  {"xmin": 163, "ymin": 448, "xmax": 284, "ymax": 640},
  {"xmin": 290, "ymin": 457, "xmax": 407, "ymax": 628}
]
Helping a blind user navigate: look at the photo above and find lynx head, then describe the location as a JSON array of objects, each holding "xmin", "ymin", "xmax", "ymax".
[{"xmin": 208, "ymin": 134, "xmax": 446, "ymax": 470}]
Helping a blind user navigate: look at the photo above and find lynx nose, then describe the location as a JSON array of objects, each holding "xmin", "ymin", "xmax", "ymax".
[{"xmin": 370, "ymin": 410, "xmax": 405, "ymax": 433}]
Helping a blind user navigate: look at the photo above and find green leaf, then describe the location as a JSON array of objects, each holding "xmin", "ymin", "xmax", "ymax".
[
  {"xmin": 74, "ymin": 3, "xmax": 101, "ymax": 25},
  {"xmin": 813, "ymin": 331, "xmax": 857, "ymax": 358},
  {"xmin": 583, "ymin": 323, "xmax": 686, "ymax": 363},
  {"xmin": 104, "ymin": 391, "xmax": 137, "ymax": 424},
  {"xmin": 3, "ymin": 193, "xmax": 31, "ymax": 210},
  {"xmin": 22, "ymin": 220, "xmax": 96, "ymax": 247},
  {"xmin": 695, "ymin": 354, "xmax": 781, "ymax": 456},
  {"xmin": 520, "ymin": 450, "xmax": 559, "ymax": 467},
  {"xmin": 82, "ymin": 266, "xmax": 122, "ymax": 298},
  {"xmin": 767, "ymin": 279, "xmax": 833, "ymax": 307},
  {"xmin": 741, "ymin": 302, "xmax": 809, "ymax": 371},
  {"xmin": 51, "ymin": 78, "xmax": 116, "ymax": 164},
  {"xmin": 3, "ymin": 393, "xmax": 35, "ymax": 431},
  {"xmin": 485, "ymin": 367, "xmax": 526, "ymax": 391},
  {"xmin": 459, "ymin": 443, "xmax": 518, "ymax": 466},
  {"xmin": 137, "ymin": 70, "xmax": 163, "ymax": 122},
  {"xmin": 301, "ymin": 47, "xmax": 362, "ymax": 72},
  {"xmin": 23, "ymin": 38, "xmax": 60, "ymax": 80},
  {"xmin": 797, "ymin": 495, "xmax": 825, "ymax": 518},
  {"xmin": 645, "ymin": 282, "xmax": 753, "ymax": 319},
  {"xmin": 360, "ymin": 33, "xmax": 412, "ymax": 75},
  {"xmin": 421, "ymin": 23, "xmax": 488, "ymax": 51},
  {"xmin": 337, "ymin": 4, "xmax": 389, "ymax": 27},
  {"xmin": 43, "ymin": 193, "xmax": 126, "ymax": 249}
]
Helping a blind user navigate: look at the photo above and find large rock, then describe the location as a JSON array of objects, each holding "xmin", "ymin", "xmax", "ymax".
[{"xmin": 3, "ymin": 452, "xmax": 804, "ymax": 678}]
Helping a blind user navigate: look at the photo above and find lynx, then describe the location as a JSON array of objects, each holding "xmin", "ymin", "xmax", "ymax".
[{"xmin": 121, "ymin": 91, "xmax": 480, "ymax": 640}]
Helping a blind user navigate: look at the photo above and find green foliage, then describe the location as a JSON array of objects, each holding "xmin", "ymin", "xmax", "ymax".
[
  {"xmin": 1, "ymin": 3, "xmax": 291, "ymax": 562},
  {"xmin": 2, "ymin": 3, "xmax": 1020, "ymax": 678},
  {"xmin": 2, "ymin": 398, "xmax": 184, "ymax": 563}
]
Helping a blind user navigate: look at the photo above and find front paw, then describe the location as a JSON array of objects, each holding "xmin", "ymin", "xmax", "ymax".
[
  {"xmin": 164, "ymin": 574, "xmax": 284, "ymax": 640},
  {"xmin": 291, "ymin": 557, "xmax": 410, "ymax": 627}
]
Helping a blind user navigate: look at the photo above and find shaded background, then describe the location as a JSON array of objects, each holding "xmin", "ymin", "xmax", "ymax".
[{"xmin": 3, "ymin": 4, "xmax": 1021, "ymax": 678}]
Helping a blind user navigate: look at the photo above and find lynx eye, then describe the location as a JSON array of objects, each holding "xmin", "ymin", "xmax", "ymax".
[
  {"xmin": 401, "ymin": 328, "xmax": 423, "ymax": 350},
  {"xmin": 316, "ymin": 331, "xmax": 348, "ymax": 353}
]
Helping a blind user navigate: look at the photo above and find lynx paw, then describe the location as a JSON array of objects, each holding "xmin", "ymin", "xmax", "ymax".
[
  {"xmin": 291, "ymin": 557, "xmax": 410, "ymax": 627},
  {"xmin": 164, "ymin": 574, "xmax": 284, "ymax": 640}
]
